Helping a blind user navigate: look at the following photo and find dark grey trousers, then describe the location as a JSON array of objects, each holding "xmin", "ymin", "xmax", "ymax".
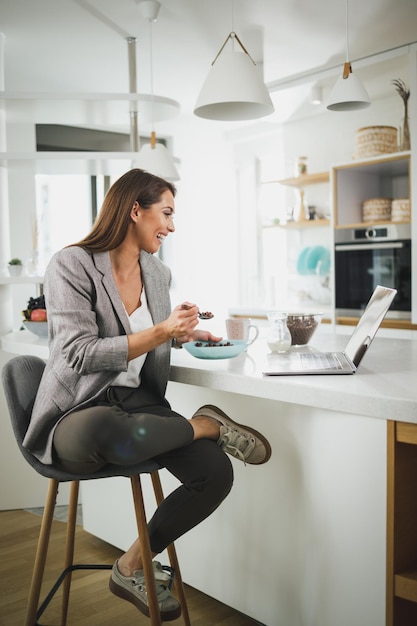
[{"xmin": 53, "ymin": 385, "xmax": 234, "ymax": 554}]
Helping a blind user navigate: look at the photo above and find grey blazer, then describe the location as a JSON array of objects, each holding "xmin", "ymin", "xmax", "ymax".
[{"xmin": 23, "ymin": 246, "xmax": 172, "ymax": 464}]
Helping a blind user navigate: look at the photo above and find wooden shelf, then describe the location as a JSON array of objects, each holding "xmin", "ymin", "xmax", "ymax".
[
  {"xmin": 396, "ymin": 422, "xmax": 417, "ymax": 445},
  {"xmin": 333, "ymin": 154, "xmax": 410, "ymax": 227},
  {"xmin": 395, "ymin": 570, "xmax": 417, "ymax": 603},
  {"xmin": 335, "ymin": 220, "xmax": 411, "ymax": 229},
  {"xmin": 336, "ymin": 317, "xmax": 417, "ymax": 330},
  {"xmin": 264, "ymin": 171, "xmax": 329, "ymax": 187},
  {"xmin": 387, "ymin": 421, "xmax": 417, "ymax": 625},
  {"xmin": 0, "ymin": 275, "xmax": 44, "ymax": 285}
]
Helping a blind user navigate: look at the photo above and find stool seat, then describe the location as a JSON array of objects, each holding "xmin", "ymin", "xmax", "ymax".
[{"xmin": 2, "ymin": 354, "xmax": 191, "ymax": 626}]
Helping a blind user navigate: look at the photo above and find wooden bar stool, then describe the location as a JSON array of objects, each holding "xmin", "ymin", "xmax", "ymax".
[{"xmin": 2, "ymin": 354, "xmax": 191, "ymax": 626}]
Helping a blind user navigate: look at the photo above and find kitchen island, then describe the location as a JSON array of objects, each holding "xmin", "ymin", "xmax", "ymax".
[
  {"xmin": 2, "ymin": 327, "xmax": 417, "ymax": 625},
  {"xmin": 80, "ymin": 329, "xmax": 417, "ymax": 626}
]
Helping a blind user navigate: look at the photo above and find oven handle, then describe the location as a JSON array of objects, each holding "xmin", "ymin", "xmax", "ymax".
[{"xmin": 335, "ymin": 242, "xmax": 404, "ymax": 251}]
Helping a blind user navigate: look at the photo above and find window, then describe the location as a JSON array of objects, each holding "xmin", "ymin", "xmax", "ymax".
[{"xmin": 34, "ymin": 175, "xmax": 106, "ymax": 272}]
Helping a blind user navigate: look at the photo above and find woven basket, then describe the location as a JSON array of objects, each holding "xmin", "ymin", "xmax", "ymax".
[
  {"xmin": 355, "ymin": 126, "xmax": 398, "ymax": 158},
  {"xmin": 391, "ymin": 198, "xmax": 411, "ymax": 222},
  {"xmin": 362, "ymin": 198, "xmax": 392, "ymax": 222}
]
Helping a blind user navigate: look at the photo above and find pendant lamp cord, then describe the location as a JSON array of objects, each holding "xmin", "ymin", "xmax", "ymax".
[
  {"xmin": 149, "ymin": 19, "xmax": 156, "ymax": 147},
  {"xmin": 345, "ymin": 0, "xmax": 350, "ymax": 61},
  {"xmin": 343, "ymin": 0, "xmax": 352, "ymax": 78},
  {"xmin": 211, "ymin": 0, "xmax": 256, "ymax": 66},
  {"xmin": 212, "ymin": 31, "xmax": 256, "ymax": 66}
]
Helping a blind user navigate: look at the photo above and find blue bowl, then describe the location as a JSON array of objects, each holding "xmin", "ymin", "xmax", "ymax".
[{"xmin": 182, "ymin": 339, "xmax": 248, "ymax": 360}]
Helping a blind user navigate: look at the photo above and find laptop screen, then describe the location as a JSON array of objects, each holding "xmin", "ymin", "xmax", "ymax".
[{"xmin": 344, "ymin": 285, "xmax": 397, "ymax": 367}]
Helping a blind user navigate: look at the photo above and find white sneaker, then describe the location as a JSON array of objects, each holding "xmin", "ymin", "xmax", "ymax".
[
  {"xmin": 192, "ymin": 404, "xmax": 272, "ymax": 465},
  {"xmin": 109, "ymin": 560, "xmax": 181, "ymax": 621}
]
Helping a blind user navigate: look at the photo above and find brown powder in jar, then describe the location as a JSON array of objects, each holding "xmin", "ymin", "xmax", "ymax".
[{"xmin": 286, "ymin": 315, "xmax": 318, "ymax": 345}]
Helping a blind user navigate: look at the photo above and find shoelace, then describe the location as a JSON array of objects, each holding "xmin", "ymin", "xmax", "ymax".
[
  {"xmin": 132, "ymin": 566, "xmax": 172, "ymax": 603},
  {"xmin": 218, "ymin": 429, "xmax": 256, "ymax": 465}
]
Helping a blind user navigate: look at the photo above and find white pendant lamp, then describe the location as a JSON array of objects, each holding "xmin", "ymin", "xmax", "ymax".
[
  {"xmin": 194, "ymin": 31, "xmax": 274, "ymax": 121},
  {"xmin": 327, "ymin": 0, "xmax": 370, "ymax": 111},
  {"xmin": 133, "ymin": 0, "xmax": 180, "ymax": 181},
  {"xmin": 133, "ymin": 131, "xmax": 179, "ymax": 181}
]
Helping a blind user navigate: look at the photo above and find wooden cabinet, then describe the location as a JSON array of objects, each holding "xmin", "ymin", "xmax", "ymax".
[
  {"xmin": 387, "ymin": 420, "xmax": 417, "ymax": 625},
  {"xmin": 333, "ymin": 153, "xmax": 410, "ymax": 228}
]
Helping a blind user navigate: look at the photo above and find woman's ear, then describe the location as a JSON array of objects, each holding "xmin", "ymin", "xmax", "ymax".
[{"xmin": 130, "ymin": 201, "xmax": 140, "ymax": 222}]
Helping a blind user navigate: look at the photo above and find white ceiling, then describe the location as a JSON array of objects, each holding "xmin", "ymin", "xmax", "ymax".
[{"xmin": 1, "ymin": 0, "xmax": 416, "ymax": 128}]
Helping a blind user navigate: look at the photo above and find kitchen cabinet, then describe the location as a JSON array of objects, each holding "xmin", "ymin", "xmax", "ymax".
[
  {"xmin": 333, "ymin": 153, "xmax": 411, "ymax": 228},
  {"xmin": 387, "ymin": 421, "xmax": 417, "ymax": 626}
]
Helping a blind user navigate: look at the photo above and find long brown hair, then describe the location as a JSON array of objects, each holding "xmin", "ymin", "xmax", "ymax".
[{"xmin": 72, "ymin": 168, "xmax": 176, "ymax": 252}]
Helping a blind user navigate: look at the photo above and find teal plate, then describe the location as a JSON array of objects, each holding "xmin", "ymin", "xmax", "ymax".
[
  {"xmin": 305, "ymin": 245, "xmax": 329, "ymax": 273},
  {"xmin": 296, "ymin": 246, "xmax": 312, "ymax": 275}
]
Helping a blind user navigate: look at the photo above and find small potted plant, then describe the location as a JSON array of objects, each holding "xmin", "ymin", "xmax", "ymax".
[{"xmin": 7, "ymin": 257, "xmax": 23, "ymax": 276}]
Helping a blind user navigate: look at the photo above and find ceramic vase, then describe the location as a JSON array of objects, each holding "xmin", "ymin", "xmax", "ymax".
[
  {"xmin": 7, "ymin": 264, "xmax": 23, "ymax": 276},
  {"xmin": 400, "ymin": 101, "xmax": 411, "ymax": 151}
]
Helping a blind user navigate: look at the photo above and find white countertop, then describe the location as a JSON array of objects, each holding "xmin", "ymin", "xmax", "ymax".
[
  {"xmin": 2, "ymin": 328, "xmax": 417, "ymax": 423},
  {"xmin": 170, "ymin": 330, "xmax": 417, "ymax": 423}
]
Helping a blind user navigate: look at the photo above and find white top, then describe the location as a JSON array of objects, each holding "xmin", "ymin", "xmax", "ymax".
[{"xmin": 111, "ymin": 288, "xmax": 153, "ymax": 388}]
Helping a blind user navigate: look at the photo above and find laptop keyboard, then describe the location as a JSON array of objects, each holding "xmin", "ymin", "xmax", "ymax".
[{"xmin": 300, "ymin": 352, "xmax": 344, "ymax": 370}]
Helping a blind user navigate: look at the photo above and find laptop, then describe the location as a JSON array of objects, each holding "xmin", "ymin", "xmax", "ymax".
[{"xmin": 262, "ymin": 285, "xmax": 397, "ymax": 376}]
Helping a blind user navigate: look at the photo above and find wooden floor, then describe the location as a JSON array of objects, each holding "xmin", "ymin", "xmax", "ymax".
[{"xmin": 0, "ymin": 509, "xmax": 261, "ymax": 626}]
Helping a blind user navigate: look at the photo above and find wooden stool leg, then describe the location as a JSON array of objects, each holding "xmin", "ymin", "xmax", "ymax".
[
  {"xmin": 25, "ymin": 478, "xmax": 59, "ymax": 626},
  {"xmin": 61, "ymin": 481, "xmax": 79, "ymax": 626},
  {"xmin": 151, "ymin": 471, "xmax": 191, "ymax": 626},
  {"xmin": 130, "ymin": 475, "xmax": 162, "ymax": 626}
]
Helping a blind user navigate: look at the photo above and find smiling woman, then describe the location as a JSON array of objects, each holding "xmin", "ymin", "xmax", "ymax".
[{"xmin": 22, "ymin": 167, "xmax": 271, "ymax": 621}]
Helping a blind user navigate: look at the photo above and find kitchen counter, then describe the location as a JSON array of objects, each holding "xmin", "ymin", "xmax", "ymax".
[
  {"xmin": 2, "ymin": 327, "xmax": 416, "ymax": 625},
  {"xmin": 80, "ymin": 327, "xmax": 417, "ymax": 626},
  {"xmin": 3, "ymin": 326, "xmax": 416, "ymax": 423},
  {"xmin": 169, "ymin": 330, "xmax": 417, "ymax": 423}
]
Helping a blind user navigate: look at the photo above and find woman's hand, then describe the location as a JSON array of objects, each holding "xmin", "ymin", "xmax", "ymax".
[
  {"xmin": 168, "ymin": 303, "xmax": 222, "ymax": 347},
  {"xmin": 165, "ymin": 302, "xmax": 200, "ymax": 341},
  {"xmin": 190, "ymin": 329, "xmax": 223, "ymax": 344}
]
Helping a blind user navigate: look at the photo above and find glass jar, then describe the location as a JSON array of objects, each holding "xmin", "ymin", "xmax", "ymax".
[{"xmin": 266, "ymin": 312, "xmax": 291, "ymax": 353}]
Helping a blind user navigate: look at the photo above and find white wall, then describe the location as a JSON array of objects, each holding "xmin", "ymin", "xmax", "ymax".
[
  {"xmin": 158, "ymin": 113, "xmax": 239, "ymax": 331},
  {"xmin": 281, "ymin": 92, "xmax": 403, "ymax": 173}
]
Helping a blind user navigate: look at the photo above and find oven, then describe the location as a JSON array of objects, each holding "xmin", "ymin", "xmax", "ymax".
[{"xmin": 334, "ymin": 223, "xmax": 411, "ymax": 319}]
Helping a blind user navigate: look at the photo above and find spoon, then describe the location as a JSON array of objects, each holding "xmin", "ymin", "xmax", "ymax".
[
  {"xmin": 198, "ymin": 311, "xmax": 214, "ymax": 320},
  {"xmin": 181, "ymin": 304, "xmax": 214, "ymax": 319}
]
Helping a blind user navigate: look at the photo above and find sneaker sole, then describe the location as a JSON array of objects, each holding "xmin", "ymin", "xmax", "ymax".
[
  {"xmin": 195, "ymin": 404, "xmax": 272, "ymax": 464},
  {"xmin": 109, "ymin": 576, "xmax": 182, "ymax": 621}
]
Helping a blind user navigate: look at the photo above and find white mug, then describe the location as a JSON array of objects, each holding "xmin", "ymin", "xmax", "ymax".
[{"xmin": 225, "ymin": 317, "xmax": 259, "ymax": 346}]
